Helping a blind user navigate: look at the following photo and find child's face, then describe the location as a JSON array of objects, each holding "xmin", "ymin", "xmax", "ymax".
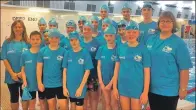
[
  {"xmin": 102, "ymin": 23, "xmax": 109, "ymax": 31},
  {"xmin": 126, "ymin": 30, "xmax": 140, "ymax": 42},
  {"xmin": 30, "ymin": 35, "xmax": 42, "ymax": 47},
  {"xmin": 78, "ymin": 21, "xmax": 85, "ymax": 31},
  {"xmin": 70, "ymin": 38, "xmax": 80, "ymax": 49},
  {"xmin": 38, "ymin": 24, "xmax": 47, "ymax": 32},
  {"xmin": 66, "ymin": 26, "xmax": 75, "ymax": 35},
  {"xmin": 44, "ymin": 33, "xmax": 49, "ymax": 44},
  {"xmin": 49, "ymin": 37, "xmax": 59, "ymax": 46},
  {"xmin": 83, "ymin": 26, "xmax": 92, "ymax": 38},
  {"xmin": 104, "ymin": 34, "xmax": 115, "ymax": 44},
  {"xmin": 118, "ymin": 27, "xmax": 126, "ymax": 36},
  {"xmin": 91, "ymin": 20, "xmax": 98, "ymax": 29},
  {"xmin": 49, "ymin": 24, "xmax": 57, "ymax": 29}
]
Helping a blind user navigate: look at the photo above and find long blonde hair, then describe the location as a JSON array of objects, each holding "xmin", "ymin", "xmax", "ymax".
[{"xmin": 7, "ymin": 20, "xmax": 28, "ymax": 43}]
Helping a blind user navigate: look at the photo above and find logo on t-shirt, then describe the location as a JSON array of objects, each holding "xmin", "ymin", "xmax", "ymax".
[
  {"xmin": 162, "ymin": 46, "xmax": 172, "ymax": 53},
  {"xmin": 25, "ymin": 60, "xmax": 32, "ymax": 64},
  {"xmin": 7, "ymin": 50, "xmax": 15, "ymax": 54},
  {"xmin": 90, "ymin": 47, "xmax": 97, "ymax": 52},
  {"xmin": 101, "ymin": 56, "xmax": 105, "ymax": 59},
  {"xmin": 78, "ymin": 58, "xmax": 84, "ymax": 65},
  {"xmin": 119, "ymin": 56, "xmax": 125, "ymax": 60},
  {"xmin": 134, "ymin": 55, "xmax": 142, "ymax": 62},
  {"xmin": 148, "ymin": 29, "xmax": 155, "ymax": 34},
  {"xmin": 22, "ymin": 48, "xmax": 28, "ymax": 52},
  {"xmin": 57, "ymin": 55, "xmax": 63, "ymax": 61},
  {"xmin": 43, "ymin": 56, "xmax": 50, "ymax": 59},
  {"xmin": 147, "ymin": 45, "xmax": 152, "ymax": 49},
  {"xmin": 111, "ymin": 55, "xmax": 117, "ymax": 61}
]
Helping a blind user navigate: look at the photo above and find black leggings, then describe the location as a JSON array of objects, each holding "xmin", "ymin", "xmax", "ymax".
[
  {"xmin": 7, "ymin": 83, "xmax": 23, "ymax": 103},
  {"xmin": 148, "ymin": 92, "xmax": 179, "ymax": 110}
]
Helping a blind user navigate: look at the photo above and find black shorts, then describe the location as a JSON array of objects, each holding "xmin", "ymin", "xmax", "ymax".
[
  {"xmin": 7, "ymin": 83, "xmax": 23, "ymax": 103},
  {"xmin": 24, "ymin": 91, "xmax": 46, "ymax": 100},
  {"xmin": 87, "ymin": 77, "xmax": 99, "ymax": 91},
  {"xmin": 44, "ymin": 86, "xmax": 67, "ymax": 100},
  {"xmin": 148, "ymin": 92, "xmax": 179, "ymax": 110},
  {"xmin": 70, "ymin": 97, "xmax": 84, "ymax": 106}
]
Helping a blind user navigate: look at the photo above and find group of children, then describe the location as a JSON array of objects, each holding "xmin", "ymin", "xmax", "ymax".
[{"xmin": 1, "ymin": 2, "xmax": 193, "ymax": 110}]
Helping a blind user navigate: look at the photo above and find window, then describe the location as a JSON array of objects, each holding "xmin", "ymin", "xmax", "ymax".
[
  {"xmin": 108, "ymin": 6, "xmax": 114, "ymax": 13},
  {"xmin": 43, "ymin": 1, "xmax": 50, "ymax": 8},
  {"xmin": 135, "ymin": 6, "xmax": 141, "ymax": 15},
  {"xmin": 37, "ymin": 0, "xmax": 44, "ymax": 7},
  {"xmin": 191, "ymin": 13, "xmax": 195, "ymax": 20},
  {"xmin": 86, "ymin": 4, "xmax": 96, "ymax": 12},
  {"xmin": 177, "ymin": 12, "xmax": 181, "ymax": 18}
]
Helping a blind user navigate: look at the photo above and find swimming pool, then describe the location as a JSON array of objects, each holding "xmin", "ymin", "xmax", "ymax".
[{"xmin": 184, "ymin": 39, "xmax": 195, "ymax": 108}]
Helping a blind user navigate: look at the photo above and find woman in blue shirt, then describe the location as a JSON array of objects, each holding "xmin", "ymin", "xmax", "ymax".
[
  {"xmin": 62, "ymin": 31, "xmax": 94, "ymax": 110},
  {"xmin": 1, "ymin": 20, "xmax": 29, "ymax": 110},
  {"xmin": 146, "ymin": 11, "xmax": 193, "ymax": 110},
  {"xmin": 96, "ymin": 24, "xmax": 119, "ymax": 110},
  {"xmin": 37, "ymin": 28, "xmax": 68, "ymax": 110},
  {"xmin": 113, "ymin": 23, "xmax": 151, "ymax": 110}
]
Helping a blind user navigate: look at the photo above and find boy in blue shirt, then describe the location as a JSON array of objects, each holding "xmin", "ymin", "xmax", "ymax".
[
  {"xmin": 113, "ymin": 23, "xmax": 151, "ymax": 110},
  {"xmin": 20, "ymin": 31, "xmax": 47, "ymax": 110},
  {"xmin": 116, "ymin": 20, "xmax": 127, "ymax": 46},
  {"xmin": 62, "ymin": 31, "xmax": 94, "ymax": 110},
  {"xmin": 80, "ymin": 21, "xmax": 100, "ymax": 110},
  {"xmin": 90, "ymin": 15, "xmax": 106, "ymax": 46},
  {"xmin": 38, "ymin": 17, "xmax": 47, "ymax": 48},
  {"xmin": 78, "ymin": 16, "xmax": 87, "ymax": 36},
  {"xmin": 37, "ymin": 28, "xmax": 68, "ymax": 110},
  {"xmin": 96, "ymin": 24, "xmax": 119, "ymax": 110},
  {"xmin": 139, "ymin": 3, "xmax": 157, "ymax": 45}
]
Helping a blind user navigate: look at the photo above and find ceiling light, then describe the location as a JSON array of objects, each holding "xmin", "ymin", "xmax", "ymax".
[
  {"xmin": 136, "ymin": 1, "xmax": 144, "ymax": 8},
  {"xmin": 110, "ymin": 1, "xmax": 116, "ymax": 4}
]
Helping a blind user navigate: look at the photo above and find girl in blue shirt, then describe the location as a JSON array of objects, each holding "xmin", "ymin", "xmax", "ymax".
[
  {"xmin": 62, "ymin": 31, "xmax": 94, "ymax": 110},
  {"xmin": 113, "ymin": 23, "xmax": 151, "ymax": 110},
  {"xmin": 37, "ymin": 28, "xmax": 68, "ymax": 110},
  {"xmin": 146, "ymin": 11, "xmax": 192, "ymax": 110},
  {"xmin": 116, "ymin": 20, "xmax": 127, "ymax": 46},
  {"xmin": 38, "ymin": 17, "xmax": 47, "ymax": 48},
  {"xmin": 81, "ymin": 21, "xmax": 100, "ymax": 110},
  {"xmin": 20, "ymin": 31, "xmax": 47, "ymax": 110},
  {"xmin": 96, "ymin": 24, "xmax": 119, "ymax": 110},
  {"xmin": 1, "ymin": 20, "xmax": 29, "ymax": 110}
]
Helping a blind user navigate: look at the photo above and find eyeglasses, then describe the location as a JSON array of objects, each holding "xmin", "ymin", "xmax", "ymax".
[
  {"xmin": 118, "ymin": 24, "xmax": 126, "ymax": 28},
  {"xmin": 160, "ymin": 20, "xmax": 173, "ymax": 24}
]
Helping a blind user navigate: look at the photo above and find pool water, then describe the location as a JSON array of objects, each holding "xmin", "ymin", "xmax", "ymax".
[{"xmin": 184, "ymin": 39, "xmax": 195, "ymax": 108}]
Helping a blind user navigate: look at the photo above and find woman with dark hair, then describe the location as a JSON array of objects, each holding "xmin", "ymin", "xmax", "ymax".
[
  {"xmin": 146, "ymin": 11, "xmax": 192, "ymax": 110},
  {"xmin": 1, "ymin": 20, "xmax": 29, "ymax": 110}
]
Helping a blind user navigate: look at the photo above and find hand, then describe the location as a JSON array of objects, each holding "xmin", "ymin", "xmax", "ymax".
[
  {"xmin": 179, "ymin": 89, "xmax": 187, "ymax": 100},
  {"xmin": 17, "ymin": 72, "xmax": 22, "ymax": 79},
  {"xmin": 105, "ymin": 83, "xmax": 112, "ymax": 90},
  {"xmin": 63, "ymin": 87, "xmax": 69, "ymax": 97},
  {"xmin": 38, "ymin": 83, "xmax": 45, "ymax": 92},
  {"xmin": 11, "ymin": 73, "xmax": 19, "ymax": 81},
  {"xmin": 75, "ymin": 86, "xmax": 83, "ymax": 97},
  {"xmin": 113, "ymin": 88, "xmax": 119, "ymax": 100},
  {"xmin": 22, "ymin": 81, "xmax": 27, "ymax": 89},
  {"xmin": 140, "ymin": 92, "xmax": 148, "ymax": 105}
]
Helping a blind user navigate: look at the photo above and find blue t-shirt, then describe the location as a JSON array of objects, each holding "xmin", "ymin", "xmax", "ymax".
[
  {"xmin": 59, "ymin": 35, "xmax": 72, "ymax": 50},
  {"xmin": 62, "ymin": 48, "xmax": 94, "ymax": 98},
  {"xmin": 1, "ymin": 40, "xmax": 29, "ymax": 84},
  {"xmin": 37, "ymin": 46, "xmax": 67, "ymax": 88},
  {"xmin": 20, "ymin": 50, "xmax": 38, "ymax": 91},
  {"xmin": 116, "ymin": 43, "xmax": 151, "ymax": 98},
  {"xmin": 146, "ymin": 33, "xmax": 193, "ymax": 96},
  {"xmin": 93, "ymin": 32, "xmax": 106, "ymax": 46},
  {"xmin": 116, "ymin": 34, "xmax": 127, "ymax": 46},
  {"xmin": 95, "ymin": 45, "xmax": 118, "ymax": 85},
  {"xmin": 139, "ymin": 21, "xmax": 157, "ymax": 45},
  {"xmin": 81, "ymin": 38, "xmax": 100, "ymax": 78}
]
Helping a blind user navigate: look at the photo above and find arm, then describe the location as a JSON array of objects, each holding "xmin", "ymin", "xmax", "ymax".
[
  {"xmin": 79, "ymin": 70, "xmax": 90, "ymax": 89},
  {"xmin": 97, "ymin": 60, "xmax": 104, "ymax": 84},
  {"xmin": 36, "ymin": 63, "xmax": 43, "ymax": 84},
  {"xmin": 63, "ymin": 68, "xmax": 67, "ymax": 89},
  {"xmin": 3, "ymin": 60, "xmax": 15, "ymax": 77},
  {"xmin": 143, "ymin": 68, "xmax": 150, "ymax": 94},
  {"xmin": 21, "ymin": 66, "xmax": 27, "ymax": 84},
  {"xmin": 113, "ymin": 62, "xmax": 120, "ymax": 89},
  {"xmin": 180, "ymin": 70, "xmax": 189, "ymax": 91}
]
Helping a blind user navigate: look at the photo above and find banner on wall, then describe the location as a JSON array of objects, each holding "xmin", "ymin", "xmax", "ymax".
[{"xmin": 12, "ymin": 17, "xmax": 38, "ymax": 21}]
